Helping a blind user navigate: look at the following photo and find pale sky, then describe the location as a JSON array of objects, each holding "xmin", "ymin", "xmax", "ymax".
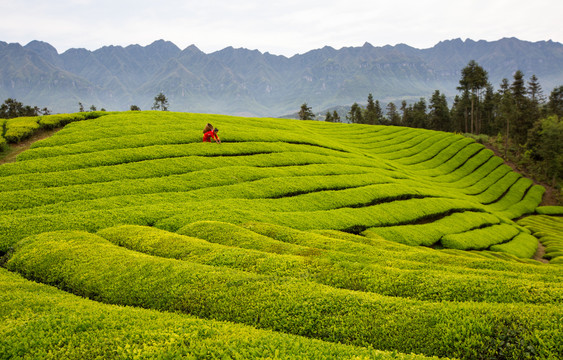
[{"xmin": 1, "ymin": 0, "xmax": 562, "ymax": 56}]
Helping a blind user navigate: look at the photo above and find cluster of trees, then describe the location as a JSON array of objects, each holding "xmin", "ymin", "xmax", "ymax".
[
  {"xmin": 0, "ymin": 98, "xmax": 50, "ymax": 119},
  {"xmin": 130, "ymin": 92, "xmax": 170, "ymax": 111},
  {"xmin": 300, "ymin": 61, "xmax": 562, "ymax": 187},
  {"xmin": 78, "ymin": 102, "xmax": 106, "ymax": 112}
]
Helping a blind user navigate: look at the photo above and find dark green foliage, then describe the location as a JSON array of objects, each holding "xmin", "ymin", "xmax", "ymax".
[
  {"xmin": 547, "ymin": 85, "xmax": 563, "ymax": 117},
  {"xmin": 346, "ymin": 102, "xmax": 363, "ymax": 124},
  {"xmin": 298, "ymin": 103, "xmax": 315, "ymax": 120},
  {"xmin": 428, "ymin": 90, "xmax": 450, "ymax": 131},
  {"xmin": 0, "ymin": 98, "xmax": 42, "ymax": 119},
  {"xmin": 152, "ymin": 92, "xmax": 169, "ymax": 111}
]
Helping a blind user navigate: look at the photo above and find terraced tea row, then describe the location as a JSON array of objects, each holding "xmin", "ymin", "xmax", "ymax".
[
  {"xmin": 2, "ymin": 111, "xmax": 561, "ymax": 359},
  {"xmin": 1, "ymin": 268, "xmax": 436, "ymax": 360},
  {"xmin": 95, "ymin": 223, "xmax": 562, "ymax": 304},
  {"xmin": 0, "ymin": 112, "xmax": 545, "ymax": 257},
  {"xmin": 519, "ymin": 212, "xmax": 563, "ymax": 264},
  {"xmin": 5, "ymin": 230, "xmax": 561, "ymax": 359}
]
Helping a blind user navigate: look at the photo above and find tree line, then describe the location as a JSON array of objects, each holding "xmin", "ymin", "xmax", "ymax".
[
  {"xmin": 299, "ymin": 60, "xmax": 562, "ymax": 187},
  {"xmin": 0, "ymin": 98, "xmax": 50, "ymax": 119}
]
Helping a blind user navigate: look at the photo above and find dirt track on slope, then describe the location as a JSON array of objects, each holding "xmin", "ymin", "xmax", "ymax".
[{"xmin": 0, "ymin": 128, "xmax": 62, "ymax": 164}]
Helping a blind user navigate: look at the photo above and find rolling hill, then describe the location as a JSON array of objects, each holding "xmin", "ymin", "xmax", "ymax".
[{"xmin": 0, "ymin": 111, "xmax": 562, "ymax": 359}]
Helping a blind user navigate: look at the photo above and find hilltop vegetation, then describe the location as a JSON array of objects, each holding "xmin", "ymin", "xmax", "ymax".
[{"xmin": 1, "ymin": 111, "xmax": 562, "ymax": 359}]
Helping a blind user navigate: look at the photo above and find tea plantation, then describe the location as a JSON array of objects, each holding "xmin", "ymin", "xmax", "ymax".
[{"xmin": 1, "ymin": 111, "xmax": 562, "ymax": 359}]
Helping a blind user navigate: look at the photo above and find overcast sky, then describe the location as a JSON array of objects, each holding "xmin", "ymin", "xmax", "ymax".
[{"xmin": 2, "ymin": 0, "xmax": 562, "ymax": 56}]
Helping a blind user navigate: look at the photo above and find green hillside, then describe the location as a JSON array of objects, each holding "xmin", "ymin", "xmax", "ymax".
[{"xmin": 1, "ymin": 111, "xmax": 562, "ymax": 359}]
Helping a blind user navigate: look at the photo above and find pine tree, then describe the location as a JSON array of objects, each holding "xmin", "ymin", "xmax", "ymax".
[
  {"xmin": 498, "ymin": 78, "xmax": 514, "ymax": 157},
  {"xmin": 347, "ymin": 103, "xmax": 363, "ymax": 124},
  {"xmin": 511, "ymin": 70, "xmax": 532, "ymax": 145},
  {"xmin": 457, "ymin": 60, "xmax": 488, "ymax": 134},
  {"xmin": 428, "ymin": 90, "xmax": 450, "ymax": 131},
  {"xmin": 298, "ymin": 103, "xmax": 315, "ymax": 120},
  {"xmin": 547, "ymin": 86, "xmax": 563, "ymax": 117},
  {"xmin": 325, "ymin": 111, "xmax": 333, "ymax": 122},
  {"xmin": 411, "ymin": 98, "xmax": 427, "ymax": 128},
  {"xmin": 152, "ymin": 92, "xmax": 169, "ymax": 111},
  {"xmin": 365, "ymin": 94, "xmax": 377, "ymax": 125},
  {"xmin": 385, "ymin": 102, "xmax": 401, "ymax": 125},
  {"xmin": 527, "ymin": 74, "xmax": 545, "ymax": 104},
  {"xmin": 374, "ymin": 100, "xmax": 383, "ymax": 124},
  {"xmin": 332, "ymin": 110, "xmax": 341, "ymax": 123}
]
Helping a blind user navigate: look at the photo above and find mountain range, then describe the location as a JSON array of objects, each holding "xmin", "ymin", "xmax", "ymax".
[{"xmin": 1, "ymin": 37, "xmax": 562, "ymax": 117}]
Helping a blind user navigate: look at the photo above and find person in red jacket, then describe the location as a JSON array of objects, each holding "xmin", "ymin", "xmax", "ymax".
[{"xmin": 203, "ymin": 128, "xmax": 221, "ymax": 143}]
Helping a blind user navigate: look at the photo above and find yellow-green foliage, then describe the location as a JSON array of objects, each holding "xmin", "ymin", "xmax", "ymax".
[
  {"xmin": 4, "ymin": 116, "xmax": 40, "ymax": 143},
  {"xmin": 1, "ymin": 111, "xmax": 561, "ymax": 359},
  {"xmin": 5, "ymin": 231, "xmax": 562, "ymax": 359},
  {"xmin": 1, "ymin": 268, "xmax": 441, "ymax": 360},
  {"xmin": 100, "ymin": 223, "xmax": 563, "ymax": 304},
  {"xmin": 519, "ymin": 215, "xmax": 563, "ymax": 264}
]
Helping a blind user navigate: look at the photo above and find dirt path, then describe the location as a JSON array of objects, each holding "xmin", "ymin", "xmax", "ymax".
[{"xmin": 0, "ymin": 128, "xmax": 62, "ymax": 164}]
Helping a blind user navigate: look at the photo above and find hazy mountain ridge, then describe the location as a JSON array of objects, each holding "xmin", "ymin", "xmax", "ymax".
[{"xmin": 1, "ymin": 38, "xmax": 562, "ymax": 116}]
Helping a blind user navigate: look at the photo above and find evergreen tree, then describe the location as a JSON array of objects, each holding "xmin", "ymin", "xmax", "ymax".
[
  {"xmin": 547, "ymin": 85, "xmax": 563, "ymax": 117},
  {"xmin": 457, "ymin": 60, "xmax": 488, "ymax": 134},
  {"xmin": 365, "ymin": 94, "xmax": 378, "ymax": 125},
  {"xmin": 526, "ymin": 75, "xmax": 543, "ymax": 133},
  {"xmin": 374, "ymin": 100, "xmax": 383, "ymax": 124},
  {"xmin": 527, "ymin": 75, "xmax": 545, "ymax": 104},
  {"xmin": 324, "ymin": 111, "xmax": 333, "ymax": 122},
  {"xmin": 481, "ymin": 84, "xmax": 498, "ymax": 135},
  {"xmin": 400, "ymin": 100, "xmax": 409, "ymax": 126},
  {"xmin": 511, "ymin": 70, "xmax": 531, "ymax": 145},
  {"xmin": 0, "ymin": 98, "xmax": 40, "ymax": 119},
  {"xmin": 332, "ymin": 110, "xmax": 341, "ymax": 123},
  {"xmin": 152, "ymin": 92, "xmax": 169, "ymax": 111},
  {"xmin": 428, "ymin": 90, "xmax": 450, "ymax": 131},
  {"xmin": 411, "ymin": 98, "xmax": 427, "ymax": 128},
  {"xmin": 385, "ymin": 102, "xmax": 401, "ymax": 125},
  {"xmin": 498, "ymin": 78, "xmax": 515, "ymax": 157},
  {"xmin": 347, "ymin": 103, "xmax": 363, "ymax": 124},
  {"xmin": 298, "ymin": 103, "xmax": 315, "ymax": 120}
]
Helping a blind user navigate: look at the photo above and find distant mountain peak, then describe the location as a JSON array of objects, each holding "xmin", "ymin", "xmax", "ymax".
[{"xmin": 1, "ymin": 37, "xmax": 562, "ymax": 116}]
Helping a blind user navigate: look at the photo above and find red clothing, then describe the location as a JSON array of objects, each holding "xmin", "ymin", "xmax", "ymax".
[{"xmin": 203, "ymin": 130, "xmax": 220, "ymax": 142}]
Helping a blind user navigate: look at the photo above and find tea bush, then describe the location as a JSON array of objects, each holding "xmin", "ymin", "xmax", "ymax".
[
  {"xmin": 5, "ymin": 231, "xmax": 562, "ymax": 359},
  {"xmin": 1, "ymin": 268, "xmax": 440, "ymax": 360}
]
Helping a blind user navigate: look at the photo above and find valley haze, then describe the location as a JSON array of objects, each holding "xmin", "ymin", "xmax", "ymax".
[{"xmin": 1, "ymin": 37, "xmax": 562, "ymax": 117}]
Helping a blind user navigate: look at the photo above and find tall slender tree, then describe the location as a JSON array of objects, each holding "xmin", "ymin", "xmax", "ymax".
[
  {"xmin": 511, "ymin": 70, "xmax": 531, "ymax": 145},
  {"xmin": 365, "ymin": 94, "xmax": 378, "ymax": 125},
  {"xmin": 457, "ymin": 60, "xmax": 488, "ymax": 134},
  {"xmin": 547, "ymin": 85, "xmax": 563, "ymax": 117},
  {"xmin": 498, "ymin": 78, "xmax": 514, "ymax": 157},
  {"xmin": 428, "ymin": 90, "xmax": 450, "ymax": 131},
  {"xmin": 332, "ymin": 110, "xmax": 341, "ymax": 123},
  {"xmin": 152, "ymin": 92, "xmax": 169, "ymax": 111}
]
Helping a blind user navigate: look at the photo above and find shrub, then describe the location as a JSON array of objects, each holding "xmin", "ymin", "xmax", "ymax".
[
  {"xmin": 441, "ymin": 224, "xmax": 520, "ymax": 250},
  {"xmin": 1, "ymin": 268, "xmax": 436, "ymax": 360},
  {"xmin": 3, "ymin": 116, "xmax": 40, "ymax": 143},
  {"xmin": 5, "ymin": 231, "xmax": 562, "ymax": 359}
]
